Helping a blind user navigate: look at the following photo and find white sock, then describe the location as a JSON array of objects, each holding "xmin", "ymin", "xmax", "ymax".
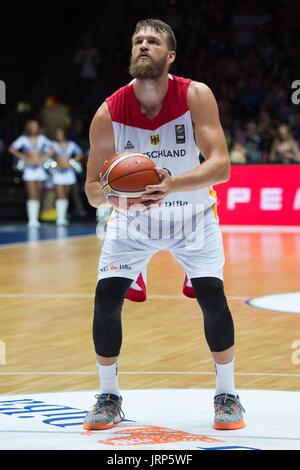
[
  {"xmin": 215, "ymin": 359, "xmax": 236, "ymax": 396},
  {"xmin": 56, "ymin": 198, "xmax": 68, "ymax": 223},
  {"xmin": 97, "ymin": 362, "xmax": 120, "ymax": 397},
  {"xmin": 26, "ymin": 200, "xmax": 40, "ymax": 223}
]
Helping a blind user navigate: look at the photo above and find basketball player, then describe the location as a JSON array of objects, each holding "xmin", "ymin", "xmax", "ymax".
[
  {"xmin": 9, "ymin": 120, "xmax": 53, "ymax": 228},
  {"xmin": 84, "ymin": 19, "xmax": 245, "ymax": 430},
  {"xmin": 52, "ymin": 128, "xmax": 83, "ymax": 226}
]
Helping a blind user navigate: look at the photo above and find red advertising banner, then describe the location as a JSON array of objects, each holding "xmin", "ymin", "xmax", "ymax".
[{"xmin": 215, "ymin": 165, "xmax": 300, "ymax": 226}]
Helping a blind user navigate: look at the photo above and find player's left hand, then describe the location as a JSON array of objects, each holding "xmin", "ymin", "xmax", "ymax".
[{"xmin": 141, "ymin": 167, "xmax": 174, "ymax": 207}]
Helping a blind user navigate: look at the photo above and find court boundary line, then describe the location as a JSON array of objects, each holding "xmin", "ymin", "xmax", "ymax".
[
  {"xmin": 0, "ymin": 225, "xmax": 299, "ymax": 250},
  {"xmin": 0, "ymin": 292, "xmax": 248, "ymax": 301},
  {"xmin": 1, "ymin": 371, "xmax": 300, "ymax": 377},
  {"xmin": 0, "ymin": 233, "xmax": 96, "ymax": 249}
]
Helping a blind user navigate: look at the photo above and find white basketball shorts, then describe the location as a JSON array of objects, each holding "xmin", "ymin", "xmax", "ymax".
[{"xmin": 98, "ymin": 206, "xmax": 225, "ymax": 282}]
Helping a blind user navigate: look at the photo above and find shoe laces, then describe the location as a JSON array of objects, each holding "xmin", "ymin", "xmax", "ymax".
[
  {"xmin": 94, "ymin": 394, "xmax": 125, "ymax": 420},
  {"xmin": 215, "ymin": 393, "xmax": 245, "ymax": 414}
]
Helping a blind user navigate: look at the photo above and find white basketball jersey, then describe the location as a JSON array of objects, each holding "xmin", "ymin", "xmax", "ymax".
[{"xmin": 106, "ymin": 74, "xmax": 217, "ymax": 220}]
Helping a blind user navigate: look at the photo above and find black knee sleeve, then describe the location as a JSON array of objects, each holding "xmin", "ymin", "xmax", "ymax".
[
  {"xmin": 191, "ymin": 277, "xmax": 234, "ymax": 352},
  {"xmin": 93, "ymin": 277, "xmax": 132, "ymax": 357}
]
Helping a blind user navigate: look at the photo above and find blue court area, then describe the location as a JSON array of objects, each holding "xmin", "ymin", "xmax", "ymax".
[{"xmin": 0, "ymin": 223, "xmax": 96, "ymax": 246}]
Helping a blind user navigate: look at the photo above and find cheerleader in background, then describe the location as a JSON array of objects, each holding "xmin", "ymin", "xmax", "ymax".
[
  {"xmin": 9, "ymin": 119, "xmax": 53, "ymax": 227},
  {"xmin": 52, "ymin": 128, "xmax": 83, "ymax": 226}
]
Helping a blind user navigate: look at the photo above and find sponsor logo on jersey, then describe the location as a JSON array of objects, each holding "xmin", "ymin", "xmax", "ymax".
[
  {"xmin": 125, "ymin": 140, "xmax": 135, "ymax": 150},
  {"xmin": 144, "ymin": 149, "xmax": 186, "ymax": 159},
  {"xmin": 164, "ymin": 200, "xmax": 189, "ymax": 207},
  {"xmin": 175, "ymin": 124, "xmax": 185, "ymax": 144},
  {"xmin": 100, "ymin": 264, "xmax": 132, "ymax": 273},
  {"xmin": 150, "ymin": 134, "xmax": 160, "ymax": 145}
]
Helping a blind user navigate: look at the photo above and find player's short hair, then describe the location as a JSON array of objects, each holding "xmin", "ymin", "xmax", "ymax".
[{"xmin": 132, "ymin": 19, "xmax": 177, "ymax": 52}]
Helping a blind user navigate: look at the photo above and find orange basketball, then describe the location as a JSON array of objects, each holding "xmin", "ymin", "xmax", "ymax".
[{"xmin": 101, "ymin": 152, "xmax": 160, "ymax": 209}]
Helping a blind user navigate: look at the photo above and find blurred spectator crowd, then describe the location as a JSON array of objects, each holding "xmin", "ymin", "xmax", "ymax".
[
  {"xmin": 1, "ymin": 0, "xmax": 300, "ymax": 184},
  {"xmin": 62, "ymin": 0, "xmax": 300, "ymax": 165},
  {"xmin": 165, "ymin": 0, "xmax": 300, "ymax": 164}
]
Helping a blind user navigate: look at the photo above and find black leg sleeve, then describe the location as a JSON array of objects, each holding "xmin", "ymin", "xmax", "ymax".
[
  {"xmin": 93, "ymin": 277, "xmax": 132, "ymax": 357},
  {"xmin": 191, "ymin": 277, "xmax": 235, "ymax": 352}
]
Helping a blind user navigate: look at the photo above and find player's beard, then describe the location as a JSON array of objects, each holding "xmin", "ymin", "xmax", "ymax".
[{"xmin": 129, "ymin": 53, "xmax": 168, "ymax": 79}]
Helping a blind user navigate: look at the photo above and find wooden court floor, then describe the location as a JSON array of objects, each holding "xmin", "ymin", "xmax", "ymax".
[{"xmin": 0, "ymin": 230, "xmax": 300, "ymax": 394}]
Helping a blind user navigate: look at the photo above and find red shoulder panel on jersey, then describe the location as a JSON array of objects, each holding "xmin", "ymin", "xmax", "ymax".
[{"xmin": 106, "ymin": 75, "xmax": 191, "ymax": 131}]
